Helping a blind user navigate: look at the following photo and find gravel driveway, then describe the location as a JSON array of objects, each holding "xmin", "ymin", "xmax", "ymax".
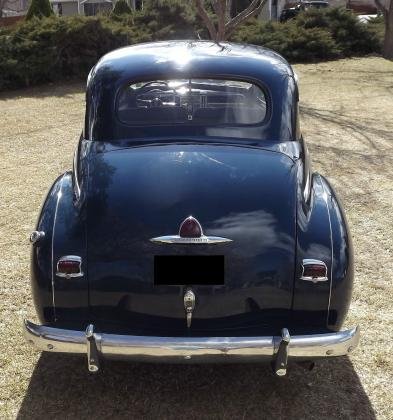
[{"xmin": 0, "ymin": 57, "xmax": 392, "ymax": 419}]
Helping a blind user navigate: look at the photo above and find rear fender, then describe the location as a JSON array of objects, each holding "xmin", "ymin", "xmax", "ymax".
[
  {"xmin": 293, "ymin": 173, "xmax": 332, "ymax": 329},
  {"xmin": 30, "ymin": 174, "xmax": 63, "ymax": 323},
  {"xmin": 31, "ymin": 172, "xmax": 88, "ymax": 324},
  {"xmin": 323, "ymin": 176, "xmax": 354, "ymax": 330},
  {"xmin": 293, "ymin": 172, "xmax": 353, "ymax": 331}
]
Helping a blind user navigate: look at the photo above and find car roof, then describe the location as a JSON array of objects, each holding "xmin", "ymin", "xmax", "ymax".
[
  {"xmin": 89, "ymin": 41, "xmax": 293, "ymax": 86},
  {"xmin": 85, "ymin": 41, "xmax": 298, "ymax": 143}
]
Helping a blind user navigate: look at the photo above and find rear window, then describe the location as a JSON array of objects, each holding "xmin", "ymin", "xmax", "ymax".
[{"xmin": 117, "ymin": 79, "xmax": 267, "ymax": 126}]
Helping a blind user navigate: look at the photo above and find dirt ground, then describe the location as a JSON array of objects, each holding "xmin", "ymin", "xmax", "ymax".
[{"xmin": 0, "ymin": 57, "xmax": 392, "ymax": 419}]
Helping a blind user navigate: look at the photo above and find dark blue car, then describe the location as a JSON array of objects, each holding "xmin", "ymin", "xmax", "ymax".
[{"xmin": 25, "ymin": 41, "xmax": 359, "ymax": 376}]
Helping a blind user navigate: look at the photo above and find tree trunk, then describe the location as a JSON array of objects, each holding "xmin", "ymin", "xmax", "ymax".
[{"xmin": 384, "ymin": 1, "xmax": 393, "ymax": 59}]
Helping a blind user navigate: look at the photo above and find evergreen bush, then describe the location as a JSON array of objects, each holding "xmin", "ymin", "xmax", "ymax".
[
  {"xmin": 0, "ymin": 16, "xmax": 149, "ymax": 90},
  {"xmin": 232, "ymin": 8, "xmax": 380, "ymax": 59},
  {"xmin": 233, "ymin": 20, "xmax": 340, "ymax": 61},
  {"xmin": 137, "ymin": 0, "xmax": 199, "ymax": 39},
  {"xmin": 295, "ymin": 8, "xmax": 380, "ymax": 55},
  {"xmin": 0, "ymin": 8, "xmax": 383, "ymax": 91}
]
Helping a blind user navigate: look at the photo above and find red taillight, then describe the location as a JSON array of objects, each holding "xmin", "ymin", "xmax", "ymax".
[
  {"xmin": 56, "ymin": 256, "xmax": 83, "ymax": 278},
  {"xmin": 301, "ymin": 259, "xmax": 328, "ymax": 283},
  {"xmin": 179, "ymin": 216, "xmax": 203, "ymax": 238}
]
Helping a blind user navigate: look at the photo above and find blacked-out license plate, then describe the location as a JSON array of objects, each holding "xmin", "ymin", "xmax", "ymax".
[{"xmin": 154, "ymin": 255, "xmax": 224, "ymax": 285}]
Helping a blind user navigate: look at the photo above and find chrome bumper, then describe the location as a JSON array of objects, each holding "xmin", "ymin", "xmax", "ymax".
[{"xmin": 24, "ymin": 320, "xmax": 360, "ymax": 375}]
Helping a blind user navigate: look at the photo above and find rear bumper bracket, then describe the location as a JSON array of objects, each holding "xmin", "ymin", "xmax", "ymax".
[
  {"xmin": 274, "ymin": 328, "xmax": 291, "ymax": 376},
  {"xmin": 86, "ymin": 324, "xmax": 100, "ymax": 373}
]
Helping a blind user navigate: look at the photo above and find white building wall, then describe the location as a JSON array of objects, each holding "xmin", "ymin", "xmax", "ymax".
[
  {"xmin": 62, "ymin": 1, "xmax": 79, "ymax": 15},
  {"xmin": 259, "ymin": 0, "xmax": 288, "ymax": 21},
  {"xmin": 2, "ymin": 0, "xmax": 28, "ymax": 15}
]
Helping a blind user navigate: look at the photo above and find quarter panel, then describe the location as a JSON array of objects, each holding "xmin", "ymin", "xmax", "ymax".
[
  {"xmin": 293, "ymin": 173, "xmax": 332, "ymax": 329},
  {"xmin": 51, "ymin": 172, "xmax": 89, "ymax": 323},
  {"xmin": 293, "ymin": 172, "xmax": 354, "ymax": 332},
  {"xmin": 321, "ymin": 176, "xmax": 354, "ymax": 331},
  {"xmin": 30, "ymin": 175, "xmax": 63, "ymax": 323}
]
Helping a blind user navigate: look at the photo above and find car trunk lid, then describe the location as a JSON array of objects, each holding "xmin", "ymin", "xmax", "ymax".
[{"xmin": 87, "ymin": 143, "xmax": 297, "ymax": 336}]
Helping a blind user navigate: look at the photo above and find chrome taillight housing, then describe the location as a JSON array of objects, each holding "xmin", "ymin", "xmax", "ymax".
[
  {"xmin": 56, "ymin": 255, "xmax": 83, "ymax": 278},
  {"xmin": 300, "ymin": 259, "xmax": 328, "ymax": 283}
]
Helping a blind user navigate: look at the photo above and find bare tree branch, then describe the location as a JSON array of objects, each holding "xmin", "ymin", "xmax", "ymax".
[
  {"xmin": 194, "ymin": 0, "xmax": 268, "ymax": 42},
  {"xmin": 194, "ymin": 0, "xmax": 218, "ymax": 41},
  {"xmin": 212, "ymin": 0, "xmax": 226, "ymax": 40},
  {"xmin": 225, "ymin": 0, "xmax": 267, "ymax": 36}
]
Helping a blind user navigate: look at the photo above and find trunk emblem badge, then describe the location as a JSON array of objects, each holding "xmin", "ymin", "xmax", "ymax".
[
  {"xmin": 150, "ymin": 216, "xmax": 232, "ymax": 244},
  {"xmin": 184, "ymin": 289, "xmax": 196, "ymax": 328}
]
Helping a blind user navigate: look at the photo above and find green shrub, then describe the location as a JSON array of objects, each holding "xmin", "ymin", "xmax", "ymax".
[
  {"xmin": 137, "ymin": 0, "xmax": 199, "ymax": 39},
  {"xmin": 111, "ymin": 0, "xmax": 132, "ymax": 16},
  {"xmin": 232, "ymin": 8, "xmax": 380, "ymax": 61},
  {"xmin": 295, "ymin": 8, "xmax": 380, "ymax": 55},
  {"xmin": 26, "ymin": 0, "xmax": 54, "ymax": 20},
  {"xmin": 0, "ymin": 16, "xmax": 149, "ymax": 90},
  {"xmin": 233, "ymin": 20, "xmax": 340, "ymax": 61},
  {"xmin": 364, "ymin": 14, "xmax": 385, "ymax": 50},
  {"xmin": 0, "ymin": 7, "xmax": 383, "ymax": 91}
]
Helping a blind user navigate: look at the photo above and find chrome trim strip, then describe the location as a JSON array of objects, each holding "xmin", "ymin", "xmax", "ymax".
[
  {"xmin": 56, "ymin": 255, "xmax": 84, "ymax": 278},
  {"xmin": 150, "ymin": 235, "xmax": 232, "ymax": 244},
  {"xmin": 300, "ymin": 277, "xmax": 328, "ymax": 283},
  {"xmin": 73, "ymin": 148, "xmax": 81, "ymax": 201},
  {"xmin": 56, "ymin": 273, "xmax": 84, "ymax": 278},
  {"xmin": 51, "ymin": 174, "xmax": 66, "ymax": 321},
  {"xmin": 24, "ymin": 320, "xmax": 360, "ymax": 363},
  {"xmin": 303, "ymin": 164, "xmax": 311, "ymax": 203},
  {"xmin": 319, "ymin": 175, "xmax": 334, "ymax": 323}
]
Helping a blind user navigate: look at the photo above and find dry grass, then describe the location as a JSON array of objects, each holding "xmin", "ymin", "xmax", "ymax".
[{"xmin": 0, "ymin": 57, "xmax": 392, "ymax": 419}]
